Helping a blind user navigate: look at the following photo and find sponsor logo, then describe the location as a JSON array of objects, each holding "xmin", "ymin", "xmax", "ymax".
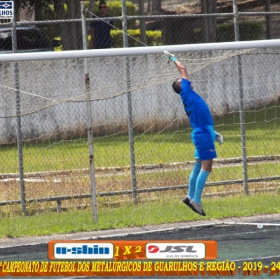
[
  {"xmin": 146, "ymin": 243, "xmax": 205, "ymax": 259},
  {"xmin": 0, "ymin": 1, "xmax": 13, "ymax": 18},
  {"xmin": 53, "ymin": 243, "xmax": 113, "ymax": 259},
  {"xmin": 147, "ymin": 245, "xmax": 160, "ymax": 253}
]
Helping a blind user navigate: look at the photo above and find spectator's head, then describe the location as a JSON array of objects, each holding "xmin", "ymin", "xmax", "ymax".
[{"xmin": 98, "ymin": 1, "xmax": 107, "ymax": 15}]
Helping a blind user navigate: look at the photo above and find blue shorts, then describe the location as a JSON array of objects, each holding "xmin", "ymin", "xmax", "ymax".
[{"xmin": 191, "ymin": 128, "xmax": 217, "ymax": 161}]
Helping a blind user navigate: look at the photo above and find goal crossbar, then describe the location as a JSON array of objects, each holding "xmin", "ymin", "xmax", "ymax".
[{"xmin": 1, "ymin": 39, "xmax": 280, "ymax": 62}]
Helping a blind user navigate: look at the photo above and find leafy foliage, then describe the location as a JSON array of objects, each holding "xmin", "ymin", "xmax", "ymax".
[
  {"xmin": 110, "ymin": 29, "xmax": 162, "ymax": 47},
  {"xmin": 194, "ymin": 21, "xmax": 264, "ymax": 43}
]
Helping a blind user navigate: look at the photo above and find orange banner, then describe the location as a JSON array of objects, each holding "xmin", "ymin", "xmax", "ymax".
[
  {"xmin": 48, "ymin": 240, "xmax": 217, "ymax": 260},
  {"xmin": 0, "ymin": 240, "xmax": 220, "ymax": 277}
]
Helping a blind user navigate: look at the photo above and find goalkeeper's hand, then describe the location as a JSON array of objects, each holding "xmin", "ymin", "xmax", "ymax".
[
  {"xmin": 164, "ymin": 51, "xmax": 177, "ymax": 63},
  {"xmin": 215, "ymin": 131, "xmax": 224, "ymax": 145}
]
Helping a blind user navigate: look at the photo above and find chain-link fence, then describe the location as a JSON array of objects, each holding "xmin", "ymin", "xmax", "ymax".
[
  {"xmin": 1, "ymin": 0, "xmax": 280, "ymax": 52},
  {"xmin": 0, "ymin": 1, "xmax": 280, "ymax": 233},
  {"xmin": 1, "ymin": 42, "xmax": 280, "ymax": 224}
]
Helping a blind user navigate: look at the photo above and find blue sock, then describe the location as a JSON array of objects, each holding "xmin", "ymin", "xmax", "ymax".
[
  {"xmin": 188, "ymin": 161, "xmax": 201, "ymax": 200},
  {"xmin": 193, "ymin": 169, "xmax": 210, "ymax": 203}
]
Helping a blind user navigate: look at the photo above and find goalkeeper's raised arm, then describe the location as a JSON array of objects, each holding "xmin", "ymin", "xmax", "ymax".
[{"xmin": 164, "ymin": 51, "xmax": 188, "ymax": 80}]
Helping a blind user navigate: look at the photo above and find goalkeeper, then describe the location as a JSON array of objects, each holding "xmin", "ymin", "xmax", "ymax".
[{"xmin": 164, "ymin": 51, "xmax": 223, "ymax": 216}]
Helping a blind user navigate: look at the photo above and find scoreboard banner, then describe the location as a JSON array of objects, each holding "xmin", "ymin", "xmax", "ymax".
[{"xmin": 48, "ymin": 240, "xmax": 218, "ymax": 260}]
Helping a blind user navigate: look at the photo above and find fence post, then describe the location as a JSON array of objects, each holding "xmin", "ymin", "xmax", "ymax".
[
  {"xmin": 122, "ymin": 0, "xmax": 138, "ymax": 204},
  {"xmin": 12, "ymin": 4, "xmax": 26, "ymax": 214},
  {"xmin": 57, "ymin": 199, "xmax": 62, "ymax": 213},
  {"xmin": 81, "ymin": 1, "xmax": 98, "ymax": 221},
  {"xmin": 265, "ymin": 0, "xmax": 272, "ymax": 39},
  {"xmin": 233, "ymin": 0, "xmax": 249, "ymax": 195}
]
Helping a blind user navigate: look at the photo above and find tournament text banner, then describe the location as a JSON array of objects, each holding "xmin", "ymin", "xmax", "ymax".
[
  {"xmin": 0, "ymin": 260, "xmax": 280, "ymax": 277},
  {"xmin": 0, "ymin": 240, "xmax": 279, "ymax": 277}
]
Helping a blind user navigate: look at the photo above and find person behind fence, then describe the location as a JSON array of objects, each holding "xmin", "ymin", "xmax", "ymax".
[
  {"xmin": 164, "ymin": 51, "xmax": 224, "ymax": 216},
  {"xmin": 90, "ymin": 0, "xmax": 113, "ymax": 49}
]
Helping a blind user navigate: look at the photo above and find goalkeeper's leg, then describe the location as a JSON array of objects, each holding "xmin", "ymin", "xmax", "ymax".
[
  {"xmin": 183, "ymin": 158, "xmax": 201, "ymax": 213},
  {"xmin": 187, "ymin": 161, "xmax": 201, "ymax": 200},
  {"xmin": 189, "ymin": 130, "xmax": 216, "ymax": 216}
]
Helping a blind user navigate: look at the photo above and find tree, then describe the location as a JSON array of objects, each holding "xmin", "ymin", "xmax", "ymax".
[
  {"xmin": 147, "ymin": 0, "xmax": 162, "ymax": 14},
  {"xmin": 15, "ymin": 0, "xmax": 82, "ymax": 50},
  {"xmin": 138, "ymin": 0, "xmax": 147, "ymax": 45},
  {"xmin": 52, "ymin": 0, "xmax": 82, "ymax": 50},
  {"xmin": 201, "ymin": 0, "xmax": 217, "ymax": 43}
]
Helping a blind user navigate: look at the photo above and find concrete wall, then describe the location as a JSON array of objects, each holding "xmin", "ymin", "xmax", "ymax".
[{"xmin": 0, "ymin": 48, "xmax": 279, "ymax": 143}]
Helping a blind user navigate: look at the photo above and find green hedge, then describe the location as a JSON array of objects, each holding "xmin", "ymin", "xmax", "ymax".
[
  {"xmin": 111, "ymin": 29, "xmax": 162, "ymax": 47},
  {"xmin": 85, "ymin": 29, "xmax": 162, "ymax": 48},
  {"xmin": 194, "ymin": 21, "xmax": 263, "ymax": 42}
]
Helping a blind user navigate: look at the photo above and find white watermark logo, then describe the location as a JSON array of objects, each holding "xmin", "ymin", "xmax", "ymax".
[{"xmin": 0, "ymin": 1, "xmax": 13, "ymax": 19}]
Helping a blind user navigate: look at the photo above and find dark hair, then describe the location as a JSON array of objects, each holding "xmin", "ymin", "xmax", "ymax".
[
  {"xmin": 172, "ymin": 78, "xmax": 182, "ymax": 94},
  {"xmin": 99, "ymin": 0, "xmax": 106, "ymax": 6}
]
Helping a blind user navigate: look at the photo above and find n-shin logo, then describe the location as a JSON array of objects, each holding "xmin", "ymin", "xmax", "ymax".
[
  {"xmin": 53, "ymin": 243, "xmax": 113, "ymax": 259},
  {"xmin": 146, "ymin": 243, "xmax": 205, "ymax": 259}
]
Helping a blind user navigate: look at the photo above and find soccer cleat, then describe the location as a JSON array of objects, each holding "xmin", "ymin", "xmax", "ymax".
[
  {"xmin": 183, "ymin": 196, "xmax": 191, "ymax": 206},
  {"xmin": 189, "ymin": 200, "xmax": 206, "ymax": 216},
  {"xmin": 183, "ymin": 196, "xmax": 199, "ymax": 214}
]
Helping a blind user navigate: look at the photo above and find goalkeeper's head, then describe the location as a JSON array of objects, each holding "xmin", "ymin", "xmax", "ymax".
[
  {"xmin": 172, "ymin": 78, "xmax": 194, "ymax": 94},
  {"xmin": 172, "ymin": 78, "xmax": 181, "ymax": 94}
]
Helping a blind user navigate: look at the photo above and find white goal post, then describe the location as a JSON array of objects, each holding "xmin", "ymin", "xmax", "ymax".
[{"xmin": 1, "ymin": 39, "xmax": 280, "ymax": 62}]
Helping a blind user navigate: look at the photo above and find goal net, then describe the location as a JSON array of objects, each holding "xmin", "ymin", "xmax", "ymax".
[{"xmin": 0, "ymin": 41, "xmax": 280, "ymax": 237}]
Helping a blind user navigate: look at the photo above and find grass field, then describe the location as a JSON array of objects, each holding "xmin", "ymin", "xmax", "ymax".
[
  {"xmin": 0, "ymin": 106, "xmax": 280, "ymax": 237},
  {"xmin": 1, "ymin": 109, "xmax": 280, "ymax": 173},
  {"xmin": 0, "ymin": 192, "xmax": 279, "ymax": 238}
]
